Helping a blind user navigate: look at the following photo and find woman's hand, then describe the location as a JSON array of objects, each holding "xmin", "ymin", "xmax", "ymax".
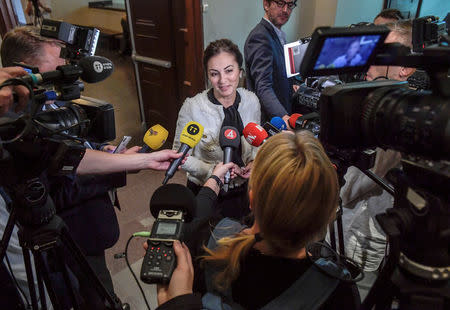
[
  {"xmin": 211, "ymin": 162, "xmax": 235, "ymax": 183},
  {"xmin": 239, "ymin": 161, "xmax": 253, "ymax": 179},
  {"xmin": 156, "ymin": 240, "xmax": 194, "ymax": 306}
]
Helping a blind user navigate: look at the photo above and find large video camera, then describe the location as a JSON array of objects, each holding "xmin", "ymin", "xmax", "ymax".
[{"xmin": 297, "ymin": 20, "xmax": 449, "ymax": 309}]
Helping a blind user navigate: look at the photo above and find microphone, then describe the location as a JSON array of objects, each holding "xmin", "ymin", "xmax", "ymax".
[
  {"xmin": 219, "ymin": 126, "xmax": 240, "ymax": 191},
  {"xmin": 138, "ymin": 124, "xmax": 168, "ymax": 153},
  {"xmin": 270, "ymin": 116, "xmax": 287, "ymax": 131},
  {"xmin": 243, "ymin": 122, "xmax": 268, "ymax": 147},
  {"xmin": 288, "ymin": 112, "xmax": 320, "ymax": 130},
  {"xmin": 19, "ymin": 56, "xmax": 114, "ymax": 86},
  {"xmin": 150, "ymin": 184, "xmax": 195, "ymax": 222},
  {"xmin": 288, "ymin": 113, "xmax": 303, "ymax": 129},
  {"xmin": 163, "ymin": 121, "xmax": 203, "ymax": 185}
]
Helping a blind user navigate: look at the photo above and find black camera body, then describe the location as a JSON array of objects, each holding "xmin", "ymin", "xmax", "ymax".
[
  {"xmin": 140, "ymin": 210, "xmax": 185, "ymax": 284},
  {"xmin": 41, "ymin": 19, "xmax": 99, "ymax": 60}
]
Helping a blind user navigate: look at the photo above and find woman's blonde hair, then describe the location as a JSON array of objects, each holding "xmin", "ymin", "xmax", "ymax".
[{"xmin": 202, "ymin": 131, "xmax": 339, "ymax": 291}]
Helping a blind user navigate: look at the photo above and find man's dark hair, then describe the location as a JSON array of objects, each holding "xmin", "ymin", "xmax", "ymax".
[
  {"xmin": 1, "ymin": 26, "xmax": 62, "ymax": 67},
  {"xmin": 375, "ymin": 8, "xmax": 404, "ymax": 21}
]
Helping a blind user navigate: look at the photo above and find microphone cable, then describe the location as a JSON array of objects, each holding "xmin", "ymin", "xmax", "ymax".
[{"xmin": 115, "ymin": 232, "xmax": 152, "ymax": 310}]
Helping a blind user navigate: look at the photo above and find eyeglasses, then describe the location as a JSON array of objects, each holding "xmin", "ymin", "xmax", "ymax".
[{"xmin": 272, "ymin": 0, "xmax": 297, "ymax": 10}]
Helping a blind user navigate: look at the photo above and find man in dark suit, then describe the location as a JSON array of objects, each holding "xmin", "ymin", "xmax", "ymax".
[{"xmin": 245, "ymin": 0, "xmax": 297, "ymax": 123}]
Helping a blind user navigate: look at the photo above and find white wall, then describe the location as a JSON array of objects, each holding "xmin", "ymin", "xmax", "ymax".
[
  {"xmin": 419, "ymin": 0, "xmax": 450, "ymax": 20},
  {"xmin": 334, "ymin": 0, "xmax": 384, "ymax": 26}
]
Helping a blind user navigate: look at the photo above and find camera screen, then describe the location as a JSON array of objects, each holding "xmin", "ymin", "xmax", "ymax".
[
  {"xmin": 156, "ymin": 222, "xmax": 177, "ymax": 235},
  {"xmin": 313, "ymin": 35, "xmax": 382, "ymax": 70}
]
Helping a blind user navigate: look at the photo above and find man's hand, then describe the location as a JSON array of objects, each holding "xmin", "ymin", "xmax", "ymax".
[
  {"xmin": 0, "ymin": 67, "xmax": 30, "ymax": 116},
  {"xmin": 123, "ymin": 146, "xmax": 141, "ymax": 154},
  {"xmin": 145, "ymin": 149, "xmax": 187, "ymax": 171},
  {"xmin": 156, "ymin": 240, "xmax": 194, "ymax": 306},
  {"xmin": 282, "ymin": 114, "xmax": 291, "ymax": 130}
]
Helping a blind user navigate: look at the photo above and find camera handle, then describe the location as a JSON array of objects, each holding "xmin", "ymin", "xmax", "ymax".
[{"xmin": 1, "ymin": 177, "xmax": 128, "ymax": 310}]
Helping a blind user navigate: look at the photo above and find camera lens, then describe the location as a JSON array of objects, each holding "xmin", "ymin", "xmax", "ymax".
[
  {"xmin": 34, "ymin": 104, "xmax": 89, "ymax": 138},
  {"xmin": 361, "ymin": 87, "xmax": 450, "ymax": 159}
]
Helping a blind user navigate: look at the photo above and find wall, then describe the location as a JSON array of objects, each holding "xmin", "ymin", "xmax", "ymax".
[
  {"xmin": 419, "ymin": 0, "xmax": 450, "ymax": 20},
  {"xmin": 334, "ymin": 0, "xmax": 383, "ymax": 26},
  {"xmin": 49, "ymin": 0, "xmax": 124, "ymax": 33}
]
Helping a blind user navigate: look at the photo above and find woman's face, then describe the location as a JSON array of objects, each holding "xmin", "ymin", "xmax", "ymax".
[{"xmin": 207, "ymin": 51, "xmax": 240, "ymax": 100}]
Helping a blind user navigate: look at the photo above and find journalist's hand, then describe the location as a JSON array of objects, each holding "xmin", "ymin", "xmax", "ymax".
[
  {"xmin": 156, "ymin": 240, "xmax": 194, "ymax": 306},
  {"xmin": 146, "ymin": 149, "xmax": 187, "ymax": 171},
  {"xmin": 0, "ymin": 67, "xmax": 30, "ymax": 116},
  {"xmin": 123, "ymin": 146, "xmax": 141, "ymax": 154},
  {"xmin": 239, "ymin": 161, "xmax": 253, "ymax": 179},
  {"xmin": 212, "ymin": 162, "xmax": 235, "ymax": 183}
]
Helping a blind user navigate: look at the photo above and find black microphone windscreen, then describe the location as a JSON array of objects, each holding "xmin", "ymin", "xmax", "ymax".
[
  {"xmin": 150, "ymin": 184, "xmax": 195, "ymax": 222},
  {"xmin": 219, "ymin": 126, "xmax": 240, "ymax": 149},
  {"xmin": 78, "ymin": 56, "xmax": 114, "ymax": 83}
]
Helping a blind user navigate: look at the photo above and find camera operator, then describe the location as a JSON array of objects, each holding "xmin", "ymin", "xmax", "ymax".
[
  {"xmin": 0, "ymin": 26, "xmax": 186, "ymax": 307},
  {"xmin": 337, "ymin": 19, "xmax": 415, "ymax": 298},
  {"xmin": 148, "ymin": 131, "xmax": 360, "ymax": 310}
]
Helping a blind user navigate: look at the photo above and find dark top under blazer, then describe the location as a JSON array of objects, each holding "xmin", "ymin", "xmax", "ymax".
[{"xmin": 245, "ymin": 18, "xmax": 293, "ymax": 119}]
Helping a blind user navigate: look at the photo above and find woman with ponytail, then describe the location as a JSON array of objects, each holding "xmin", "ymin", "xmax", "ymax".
[{"xmin": 154, "ymin": 131, "xmax": 359, "ymax": 310}]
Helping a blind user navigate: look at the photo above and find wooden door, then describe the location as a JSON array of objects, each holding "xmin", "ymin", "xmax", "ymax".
[
  {"xmin": 127, "ymin": 0, "xmax": 204, "ymax": 144},
  {"xmin": 0, "ymin": 0, "xmax": 19, "ymax": 37}
]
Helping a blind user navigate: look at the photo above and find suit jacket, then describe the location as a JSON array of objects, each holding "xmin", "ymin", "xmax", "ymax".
[{"xmin": 245, "ymin": 19, "xmax": 293, "ymax": 119}]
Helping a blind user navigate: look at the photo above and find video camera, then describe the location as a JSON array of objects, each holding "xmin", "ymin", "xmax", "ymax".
[
  {"xmin": 41, "ymin": 19, "xmax": 100, "ymax": 61},
  {"xmin": 0, "ymin": 20, "xmax": 115, "ymax": 185},
  {"xmin": 296, "ymin": 20, "xmax": 449, "ymax": 309}
]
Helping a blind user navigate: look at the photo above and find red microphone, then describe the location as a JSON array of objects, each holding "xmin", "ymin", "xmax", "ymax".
[
  {"xmin": 288, "ymin": 113, "xmax": 303, "ymax": 129},
  {"xmin": 243, "ymin": 122, "xmax": 268, "ymax": 147}
]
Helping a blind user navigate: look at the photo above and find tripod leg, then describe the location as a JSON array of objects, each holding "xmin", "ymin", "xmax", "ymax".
[
  {"xmin": 336, "ymin": 204, "xmax": 346, "ymax": 256},
  {"xmin": 54, "ymin": 246, "xmax": 83, "ymax": 309},
  {"xmin": 22, "ymin": 248, "xmax": 40, "ymax": 310},
  {"xmin": 34, "ymin": 252, "xmax": 62, "ymax": 310},
  {"xmin": 329, "ymin": 222, "xmax": 336, "ymax": 251},
  {"xmin": 60, "ymin": 229, "xmax": 122, "ymax": 309},
  {"xmin": 35, "ymin": 263, "xmax": 48, "ymax": 310}
]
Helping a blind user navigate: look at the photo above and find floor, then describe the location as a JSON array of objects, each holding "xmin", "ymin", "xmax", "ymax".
[{"xmin": 82, "ymin": 48, "xmax": 186, "ymax": 308}]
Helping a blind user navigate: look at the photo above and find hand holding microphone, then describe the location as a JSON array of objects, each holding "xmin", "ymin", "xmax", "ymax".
[
  {"xmin": 219, "ymin": 126, "xmax": 240, "ymax": 192},
  {"xmin": 138, "ymin": 124, "xmax": 169, "ymax": 153},
  {"xmin": 163, "ymin": 121, "xmax": 203, "ymax": 184}
]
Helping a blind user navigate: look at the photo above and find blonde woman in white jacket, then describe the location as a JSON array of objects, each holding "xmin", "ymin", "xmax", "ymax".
[{"xmin": 173, "ymin": 39, "xmax": 261, "ymax": 218}]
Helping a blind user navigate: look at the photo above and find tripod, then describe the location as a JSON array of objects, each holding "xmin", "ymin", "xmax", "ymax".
[
  {"xmin": 361, "ymin": 161, "xmax": 450, "ymax": 309},
  {"xmin": 0, "ymin": 175, "xmax": 127, "ymax": 310}
]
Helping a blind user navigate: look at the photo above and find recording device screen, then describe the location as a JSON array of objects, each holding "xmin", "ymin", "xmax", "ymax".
[
  {"xmin": 314, "ymin": 35, "xmax": 382, "ymax": 69},
  {"xmin": 300, "ymin": 26, "xmax": 390, "ymax": 77},
  {"xmin": 155, "ymin": 222, "xmax": 177, "ymax": 235}
]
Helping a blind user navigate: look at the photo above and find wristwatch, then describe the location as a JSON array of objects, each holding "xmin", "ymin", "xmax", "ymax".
[{"xmin": 209, "ymin": 175, "xmax": 223, "ymax": 189}]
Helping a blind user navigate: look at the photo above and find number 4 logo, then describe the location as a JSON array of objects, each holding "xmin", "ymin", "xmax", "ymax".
[{"xmin": 224, "ymin": 129, "xmax": 237, "ymax": 139}]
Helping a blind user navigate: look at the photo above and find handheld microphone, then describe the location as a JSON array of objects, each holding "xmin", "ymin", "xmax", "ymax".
[
  {"xmin": 138, "ymin": 124, "xmax": 168, "ymax": 153},
  {"xmin": 219, "ymin": 126, "xmax": 240, "ymax": 191},
  {"xmin": 288, "ymin": 113, "xmax": 320, "ymax": 130},
  {"xmin": 270, "ymin": 116, "xmax": 287, "ymax": 131},
  {"xmin": 163, "ymin": 121, "xmax": 203, "ymax": 185},
  {"xmin": 19, "ymin": 56, "xmax": 114, "ymax": 86},
  {"xmin": 288, "ymin": 113, "xmax": 303, "ymax": 129},
  {"xmin": 243, "ymin": 122, "xmax": 268, "ymax": 147}
]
